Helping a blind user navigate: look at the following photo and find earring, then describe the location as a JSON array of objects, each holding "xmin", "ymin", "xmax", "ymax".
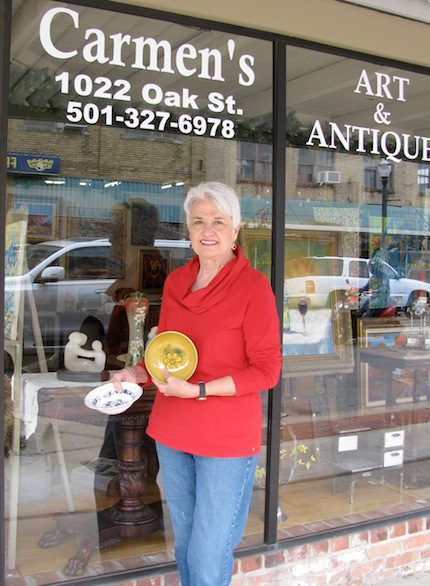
[{"xmin": 232, "ymin": 243, "xmax": 237, "ymax": 251}]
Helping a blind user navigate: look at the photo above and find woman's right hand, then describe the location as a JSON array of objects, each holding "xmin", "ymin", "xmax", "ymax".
[{"xmin": 111, "ymin": 364, "xmax": 148, "ymax": 392}]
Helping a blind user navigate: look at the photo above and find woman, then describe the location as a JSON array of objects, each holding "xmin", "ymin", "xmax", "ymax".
[{"xmin": 112, "ymin": 181, "xmax": 281, "ymax": 586}]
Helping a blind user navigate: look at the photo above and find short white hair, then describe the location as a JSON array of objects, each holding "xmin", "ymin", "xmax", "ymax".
[{"xmin": 183, "ymin": 182, "xmax": 241, "ymax": 228}]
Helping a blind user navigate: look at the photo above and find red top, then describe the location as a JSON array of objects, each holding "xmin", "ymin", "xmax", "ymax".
[{"xmin": 145, "ymin": 246, "xmax": 282, "ymax": 457}]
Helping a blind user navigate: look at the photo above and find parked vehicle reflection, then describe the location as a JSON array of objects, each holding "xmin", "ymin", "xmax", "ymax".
[{"xmin": 285, "ymin": 255, "xmax": 430, "ymax": 315}]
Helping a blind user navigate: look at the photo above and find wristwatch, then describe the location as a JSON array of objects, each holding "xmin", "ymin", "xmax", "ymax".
[{"xmin": 197, "ymin": 382, "xmax": 207, "ymax": 401}]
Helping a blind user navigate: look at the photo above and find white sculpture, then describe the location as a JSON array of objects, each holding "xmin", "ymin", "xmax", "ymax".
[{"xmin": 64, "ymin": 331, "xmax": 106, "ymax": 373}]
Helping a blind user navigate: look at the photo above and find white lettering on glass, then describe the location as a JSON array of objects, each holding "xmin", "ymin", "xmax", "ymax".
[
  {"xmin": 306, "ymin": 67, "xmax": 430, "ymax": 163},
  {"xmin": 39, "ymin": 7, "xmax": 79, "ymax": 59},
  {"xmin": 39, "ymin": 7, "xmax": 255, "ymax": 86},
  {"xmin": 306, "ymin": 120, "xmax": 430, "ymax": 164},
  {"xmin": 354, "ymin": 69, "xmax": 410, "ymax": 102}
]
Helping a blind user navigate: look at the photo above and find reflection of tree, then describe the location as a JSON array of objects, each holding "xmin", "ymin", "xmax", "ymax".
[
  {"xmin": 286, "ymin": 110, "xmax": 307, "ymax": 146},
  {"xmin": 237, "ymin": 113, "xmax": 272, "ymax": 143},
  {"xmin": 251, "ymin": 207, "xmax": 271, "ymax": 225}
]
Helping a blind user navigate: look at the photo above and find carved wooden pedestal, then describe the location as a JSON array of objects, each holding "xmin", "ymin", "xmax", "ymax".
[{"xmin": 39, "ymin": 390, "xmax": 161, "ymax": 577}]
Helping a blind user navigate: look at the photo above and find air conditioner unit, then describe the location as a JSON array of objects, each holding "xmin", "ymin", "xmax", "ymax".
[
  {"xmin": 317, "ymin": 170, "xmax": 341, "ymax": 185},
  {"xmin": 56, "ymin": 122, "xmax": 88, "ymax": 134}
]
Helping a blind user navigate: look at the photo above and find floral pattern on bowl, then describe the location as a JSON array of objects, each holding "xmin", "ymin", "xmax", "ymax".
[{"xmin": 84, "ymin": 382, "xmax": 143, "ymax": 415}]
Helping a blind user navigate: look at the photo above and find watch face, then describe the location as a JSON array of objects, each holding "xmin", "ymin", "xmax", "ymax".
[
  {"xmin": 144, "ymin": 330, "xmax": 198, "ymax": 383},
  {"xmin": 198, "ymin": 383, "xmax": 206, "ymax": 400}
]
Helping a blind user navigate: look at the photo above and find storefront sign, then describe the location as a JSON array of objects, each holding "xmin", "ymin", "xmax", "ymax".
[
  {"xmin": 306, "ymin": 68, "xmax": 430, "ymax": 163},
  {"xmin": 6, "ymin": 152, "xmax": 61, "ymax": 174},
  {"xmin": 38, "ymin": 6, "xmax": 256, "ymax": 140}
]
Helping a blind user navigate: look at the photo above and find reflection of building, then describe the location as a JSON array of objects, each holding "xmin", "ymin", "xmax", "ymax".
[{"xmin": 8, "ymin": 118, "xmax": 430, "ymax": 249}]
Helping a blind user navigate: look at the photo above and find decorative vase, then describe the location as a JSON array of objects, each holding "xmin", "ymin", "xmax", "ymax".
[{"xmin": 124, "ymin": 292, "xmax": 150, "ymax": 366}]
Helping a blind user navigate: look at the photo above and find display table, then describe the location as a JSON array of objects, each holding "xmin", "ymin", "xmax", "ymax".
[
  {"xmin": 19, "ymin": 375, "xmax": 160, "ymax": 576},
  {"xmin": 21, "ymin": 372, "xmax": 108, "ymax": 440},
  {"xmin": 360, "ymin": 347, "xmax": 430, "ymax": 406}
]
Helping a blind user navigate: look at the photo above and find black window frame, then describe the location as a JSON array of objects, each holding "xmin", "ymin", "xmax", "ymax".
[{"xmin": 2, "ymin": 1, "xmax": 430, "ymax": 584}]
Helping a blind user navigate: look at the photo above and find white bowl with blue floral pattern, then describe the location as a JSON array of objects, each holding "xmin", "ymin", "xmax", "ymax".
[{"xmin": 84, "ymin": 382, "xmax": 143, "ymax": 415}]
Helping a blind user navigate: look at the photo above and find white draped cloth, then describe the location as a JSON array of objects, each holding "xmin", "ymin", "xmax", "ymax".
[{"xmin": 21, "ymin": 373, "xmax": 107, "ymax": 439}]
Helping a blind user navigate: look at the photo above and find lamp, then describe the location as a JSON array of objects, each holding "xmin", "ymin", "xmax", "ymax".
[{"xmin": 378, "ymin": 159, "xmax": 392, "ymax": 245}]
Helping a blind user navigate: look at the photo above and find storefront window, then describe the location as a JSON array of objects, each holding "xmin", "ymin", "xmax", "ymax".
[
  {"xmin": 279, "ymin": 45, "xmax": 430, "ymax": 541},
  {"xmin": 4, "ymin": 1, "xmax": 272, "ymax": 582},
  {"xmin": 6, "ymin": 2, "xmax": 430, "ymax": 584}
]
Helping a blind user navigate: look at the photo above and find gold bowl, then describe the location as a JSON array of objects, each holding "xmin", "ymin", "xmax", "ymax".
[{"xmin": 144, "ymin": 330, "xmax": 198, "ymax": 383}]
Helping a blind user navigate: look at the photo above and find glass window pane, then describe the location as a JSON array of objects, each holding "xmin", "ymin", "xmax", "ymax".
[
  {"xmin": 280, "ymin": 44, "xmax": 430, "ymax": 544},
  {"xmin": 4, "ymin": 1, "xmax": 272, "ymax": 582}
]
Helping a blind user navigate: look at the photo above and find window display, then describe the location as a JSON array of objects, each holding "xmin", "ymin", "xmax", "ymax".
[
  {"xmin": 3, "ymin": 1, "xmax": 430, "ymax": 585},
  {"xmin": 4, "ymin": 1, "xmax": 273, "ymax": 582},
  {"xmin": 277, "ymin": 46, "xmax": 430, "ymax": 543}
]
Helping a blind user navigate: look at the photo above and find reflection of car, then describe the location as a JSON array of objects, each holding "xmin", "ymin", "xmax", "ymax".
[
  {"xmin": 285, "ymin": 256, "xmax": 430, "ymax": 312},
  {"xmin": 5, "ymin": 238, "xmax": 122, "ymax": 353}
]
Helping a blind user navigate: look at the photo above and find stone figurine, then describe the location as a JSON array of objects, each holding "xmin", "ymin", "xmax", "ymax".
[{"xmin": 64, "ymin": 331, "xmax": 107, "ymax": 373}]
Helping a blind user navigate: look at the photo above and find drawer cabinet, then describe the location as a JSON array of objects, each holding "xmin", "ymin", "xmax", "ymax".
[
  {"xmin": 384, "ymin": 449, "xmax": 404, "ymax": 468},
  {"xmin": 334, "ymin": 426, "xmax": 406, "ymax": 503},
  {"xmin": 383, "ymin": 430, "xmax": 405, "ymax": 449}
]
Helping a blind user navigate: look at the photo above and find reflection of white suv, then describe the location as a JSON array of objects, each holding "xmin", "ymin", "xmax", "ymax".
[
  {"xmin": 5, "ymin": 238, "xmax": 122, "ymax": 353},
  {"xmin": 285, "ymin": 256, "xmax": 430, "ymax": 311}
]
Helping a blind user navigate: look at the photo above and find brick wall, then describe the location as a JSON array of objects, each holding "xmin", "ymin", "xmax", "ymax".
[{"xmin": 110, "ymin": 515, "xmax": 430, "ymax": 586}]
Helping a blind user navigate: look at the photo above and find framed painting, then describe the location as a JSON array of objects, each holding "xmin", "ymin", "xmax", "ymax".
[
  {"xmin": 282, "ymin": 297, "xmax": 354, "ymax": 376},
  {"xmin": 139, "ymin": 248, "xmax": 169, "ymax": 292},
  {"xmin": 242, "ymin": 227, "xmax": 354, "ymax": 376},
  {"xmin": 66, "ymin": 207, "xmax": 126, "ymax": 278},
  {"xmin": 358, "ymin": 317, "xmax": 422, "ymax": 407},
  {"xmin": 14, "ymin": 200, "xmax": 56, "ymax": 240},
  {"xmin": 4, "ymin": 219, "xmax": 28, "ymax": 340},
  {"xmin": 239, "ymin": 227, "xmax": 271, "ymax": 280},
  {"xmin": 66, "ymin": 207, "xmax": 112, "ymax": 239}
]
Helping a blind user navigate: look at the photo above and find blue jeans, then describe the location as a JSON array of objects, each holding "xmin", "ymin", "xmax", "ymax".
[{"xmin": 156, "ymin": 442, "xmax": 258, "ymax": 586}]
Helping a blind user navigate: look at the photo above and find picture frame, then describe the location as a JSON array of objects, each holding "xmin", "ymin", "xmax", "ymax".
[
  {"xmin": 282, "ymin": 299, "xmax": 354, "ymax": 376},
  {"xmin": 5, "ymin": 219, "xmax": 28, "ymax": 340},
  {"xmin": 66, "ymin": 207, "xmax": 112, "ymax": 239},
  {"xmin": 67, "ymin": 207, "xmax": 127, "ymax": 278},
  {"xmin": 358, "ymin": 317, "xmax": 422, "ymax": 407},
  {"xmin": 139, "ymin": 247, "xmax": 169, "ymax": 292},
  {"xmin": 14, "ymin": 200, "xmax": 56, "ymax": 240},
  {"xmin": 241, "ymin": 227, "xmax": 354, "ymax": 376},
  {"xmin": 239, "ymin": 227, "xmax": 271, "ymax": 280}
]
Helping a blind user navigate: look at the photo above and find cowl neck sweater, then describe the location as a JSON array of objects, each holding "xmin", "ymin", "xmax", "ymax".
[
  {"xmin": 145, "ymin": 245, "xmax": 282, "ymax": 457},
  {"xmin": 171, "ymin": 247, "xmax": 248, "ymax": 314}
]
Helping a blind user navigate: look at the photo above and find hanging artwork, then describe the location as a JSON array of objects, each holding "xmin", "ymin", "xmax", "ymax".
[
  {"xmin": 4, "ymin": 219, "xmax": 28, "ymax": 341},
  {"xmin": 14, "ymin": 200, "xmax": 56, "ymax": 240}
]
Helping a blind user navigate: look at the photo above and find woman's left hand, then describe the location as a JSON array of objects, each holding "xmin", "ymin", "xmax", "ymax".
[{"xmin": 154, "ymin": 369, "xmax": 198, "ymax": 399}]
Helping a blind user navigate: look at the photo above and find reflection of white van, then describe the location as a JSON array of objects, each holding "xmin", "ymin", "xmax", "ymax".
[
  {"xmin": 6, "ymin": 237, "xmax": 193, "ymax": 355},
  {"xmin": 5, "ymin": 238, "xmax": 122, "ymax": 352},
  {"xmin": 285, "ymin": 256, "xmax": 430, "ymax": 311}
]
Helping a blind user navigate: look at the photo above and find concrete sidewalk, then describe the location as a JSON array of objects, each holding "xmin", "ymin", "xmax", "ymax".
[{"xmin": 383, "ymin": 572, "xmax": 430, "ymax": 585}]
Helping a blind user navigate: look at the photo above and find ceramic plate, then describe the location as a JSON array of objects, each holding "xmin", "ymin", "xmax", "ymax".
[
  {"xmin": 84, "ymin": 382, "xmax": 143, "ymax": 415},
  {"xmin": 144, "ymin": 330, "xmax": 198, "ymax": 383}
]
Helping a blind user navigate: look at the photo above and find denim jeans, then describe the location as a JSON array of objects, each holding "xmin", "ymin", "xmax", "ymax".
[{"xmin": 156, "ymin": 442, "xmax": 258, "ymax": 586}]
